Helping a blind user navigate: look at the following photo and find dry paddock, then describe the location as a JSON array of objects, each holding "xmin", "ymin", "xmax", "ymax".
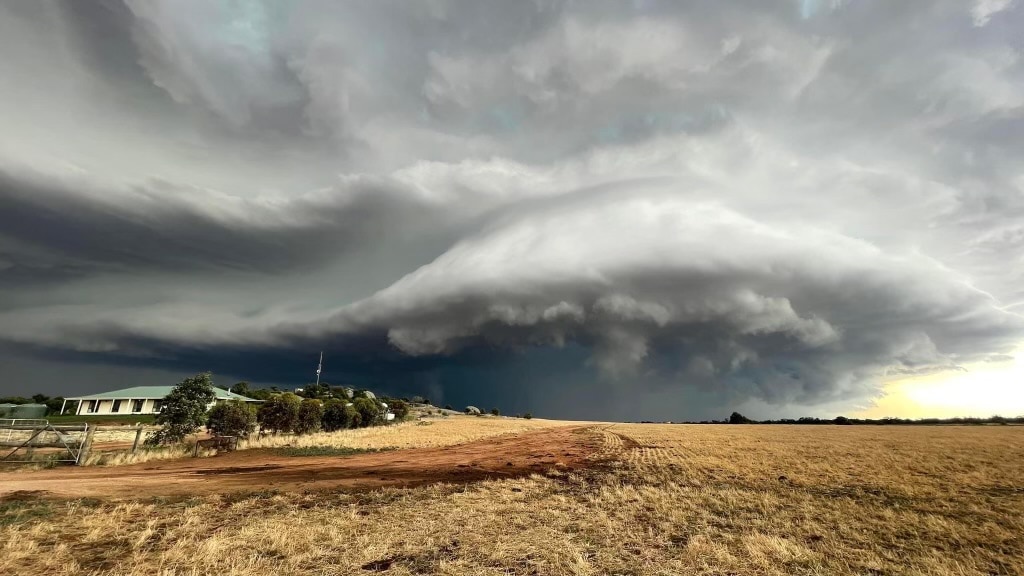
[{"xmin": 1, "ymin": 422, "xmax": 1022, "ymax": 576}]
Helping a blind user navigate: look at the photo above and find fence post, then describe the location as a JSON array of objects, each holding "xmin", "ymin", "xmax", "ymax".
[
  {"xmin": 78, "ymin": 424, "xmax": 96, "ymax": 466},
  {"xmin": 131, "ymin": 426, "xmax": 144, "ymax": 454}
]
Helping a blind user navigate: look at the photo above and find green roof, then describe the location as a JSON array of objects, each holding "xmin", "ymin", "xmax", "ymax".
[{"xmin": 67, "ymin": 386, "xmax": 257, "ymax": 402}]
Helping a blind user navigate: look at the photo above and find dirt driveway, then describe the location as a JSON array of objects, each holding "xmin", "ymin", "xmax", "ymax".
[{"xmin": 0, "ymin": 426, "xmax": 600, "ymax": 500}]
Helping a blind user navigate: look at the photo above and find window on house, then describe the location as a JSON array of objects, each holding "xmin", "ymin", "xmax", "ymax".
[
  {"xmin": 112, "ymin": 399, "xmax": 122, "ymax": 413},
  {"xmin": 132, "ymin": 399, "xmax": 144, "ymax": 413},
  {"xmin": 152, "ymin": 400, "xmax": 163, "ymax": 412},
  {"xmin": 87, "ymin": 400, "xmax": 98, "ymax": 413}
]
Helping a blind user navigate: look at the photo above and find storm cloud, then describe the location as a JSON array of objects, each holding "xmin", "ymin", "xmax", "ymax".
[{"xmin": 0, "ymin": 0, "xmax": 1022, "ymax": 420}]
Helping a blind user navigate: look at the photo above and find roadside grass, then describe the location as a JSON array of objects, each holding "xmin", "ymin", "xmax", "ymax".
[
  {"xmin": 2, "ymin": 424, "xmax": 1021, "ymax": 575},
  {"xmin": 272, "ymin": 446, "xmax": 395, "ymax": 457},
  {"xmin": 238, "ymin": 416, "xmax": 570, "ymax": 452},
  {"xmin": 0, "ymin": 497, "xmax": 55, "ymax": 527},
  {"xmin": 3, "ymin": 416, "xmax": 570, "ymax": 470}
]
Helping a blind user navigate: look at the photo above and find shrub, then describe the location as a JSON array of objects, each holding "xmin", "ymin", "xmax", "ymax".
[
  {"xmin": 145, "ymin": 373, "xmax": 217, "ymax": 446},
  {"xmin": 347, "ymin": 405, "xmax": 362, "ymax": 428},
  {"xmin": 444, "ymin": 404, "xmax": 453, "ymax": 410},
  {"xmin": 258, "ymin": 393, "xmax": 302, "ymax": 434},
  {"xmin": 729, "ymin": 412, "xmax": 753, "ymax": 424},
  {"xmin": 295, "ymin": 399, "xmax": 325, "ymax": 434},
  {"xmin": 352, "ymin": 397, "xmax": 381, "ymax": 427},
  {"xmin": 323, "ymin": 399, "xmax": 349, "ymax": 431},
  {"xmin": 523, "ymin": 413, "xmax": 533, "ymax": 419},
  {"xmin": 206, "ymin": 400, "xmax": 257, "ymax": 438},
  {"xmin": 389, "ymin": 399, "xmax": 410, "ymax": 421},
  {"xmin": 490, "ymin": 408, "xmax": 500, "ymax": 416}
]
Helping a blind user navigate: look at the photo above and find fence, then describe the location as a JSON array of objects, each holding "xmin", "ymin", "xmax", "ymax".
[
  {"xmin": 194, "ymin": 436, "xmax": 238, "ymax": 457},
  {"xmin": 0, "ymin": 420, "xmax": 147, "ymax": 466}
]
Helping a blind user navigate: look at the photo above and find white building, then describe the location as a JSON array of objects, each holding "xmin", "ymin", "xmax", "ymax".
[{"xmin": 63, "ymin": 386, "xmax": 259, "ymax": 416}]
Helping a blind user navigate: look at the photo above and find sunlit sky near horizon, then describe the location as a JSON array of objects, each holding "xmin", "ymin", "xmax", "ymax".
[{"xmin": 1, "ymin": 0, "xmax": 1022, "ymax": 421}]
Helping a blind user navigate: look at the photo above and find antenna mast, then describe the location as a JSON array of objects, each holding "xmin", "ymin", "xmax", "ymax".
[{"xmin": 315, "ymin": 351, "xmax": 323, "ymax": 386}]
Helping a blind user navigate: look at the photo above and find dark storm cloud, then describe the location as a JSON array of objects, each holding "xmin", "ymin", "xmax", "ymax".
[
  {"xmin": 0, "ymin": 167, "xmax": 439, "ymax": 279},
  {"xmin": 1, "ymin": 0, "xmax": 1022, "ymax": 419}
]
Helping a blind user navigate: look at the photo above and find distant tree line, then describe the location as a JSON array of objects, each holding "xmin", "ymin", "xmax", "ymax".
[
  {"xmin": 664, "ymin": 411, "xmax": 1024, "ymax": 426},
  {"xmin": 139, "ymin": 373, "xmax": 414, "ymax": 446},
  {"xmin": 1, "ymin": 394, "xmax": 67, "ymax": 416}
]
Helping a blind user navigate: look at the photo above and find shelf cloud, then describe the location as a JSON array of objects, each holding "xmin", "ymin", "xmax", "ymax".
[{"xmin": 1, "ymin": 0, "xmax": 1021, "ymax": 419}]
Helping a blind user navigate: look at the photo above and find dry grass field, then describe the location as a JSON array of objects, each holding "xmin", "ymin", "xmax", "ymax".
[
  {"xmin": 72, "ymin": 415, "xmax": 569, "ymax": 467},
  {"xmin": 237, "ymin": 415, "xmax": 572, "ymax": 451},
  {"xmin": 2, "ymin": 423, "xmax": 1022, "ymax": 576}
]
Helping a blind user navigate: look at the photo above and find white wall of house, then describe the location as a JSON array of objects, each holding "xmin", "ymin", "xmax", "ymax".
[
  {"xmin": 75, "ymin": 398, "xmax": 163, "ymax": 415},
  {"xmin": 74, "ymin": 399, "xmax": 229, "ymax": 415}
]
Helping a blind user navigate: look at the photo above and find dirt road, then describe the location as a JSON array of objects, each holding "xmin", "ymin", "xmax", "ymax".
[{"xmin": 0, "ymin": 426, "xmax": 599, "ymax": 500}]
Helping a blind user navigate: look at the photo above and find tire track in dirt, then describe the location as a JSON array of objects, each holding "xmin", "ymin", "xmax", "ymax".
[{"xmin": 0, "ymin": 425, "xmax": 605, "ymax": 500}]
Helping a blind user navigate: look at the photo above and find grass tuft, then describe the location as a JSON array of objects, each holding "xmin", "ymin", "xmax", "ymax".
[{"xmin": 272, "ymin": 446, "xmax": 395, "ymax": 457}]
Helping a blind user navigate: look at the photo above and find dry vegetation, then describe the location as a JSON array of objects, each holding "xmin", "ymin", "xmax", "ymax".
[
  {"xmin": 2, "ymin": 423, "xmax": 1022, "ymax": 576},
  {"xmin": 72, "ymin": 416, "xmax": 568, "ymax": 467},
  {"xmin": 237, "ymin": 415, "xmax": 570, "ymax": 451}
]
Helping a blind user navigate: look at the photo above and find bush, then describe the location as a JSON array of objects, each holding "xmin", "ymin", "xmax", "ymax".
[
  {"xmin": 523, "ymin": 413, "xmax": 532, "ymax": 419},
  {"xmin": 258, "ymin": 393, "xmax": 302, "ymax": 434},
  {"xmin": 389, "ymin": 399, "xmax": 410, "ymax": 421},
  {"xmin": 206, "ymin": 400, "xmax": 257, "ymax": 438},
  {"xmin": 490, "ymin": 408, "xmax": 500, "ymax": 416},
  {"xmin": 347, "ymin": 405, "xmax": 362, "ymax": 428},
  {"xmin": 295, "ymin": 399, "xmax": 325, "ymax": 434},
  {"xmin": 729, "ymin": 411, "xmax": 753, "ymax": 424},
  {"xmin": 323, "ymin": 399, "xmax": 349, "ymax": 431},
  {"xmin": 146, "ymin": 373, "xmax": 217, "ymax": 446},
  {"xmin": 444, "ymin": 404, "xmax": 453, "ymax": 410},
  {"xmin": 352, "ymin": 397, "xmax": 381, "ymax": 427}
]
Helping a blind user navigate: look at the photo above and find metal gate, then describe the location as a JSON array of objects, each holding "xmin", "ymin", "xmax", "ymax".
[{"xmin": 0, "ymin": 419, "xmax": 91, "ymax": 465}]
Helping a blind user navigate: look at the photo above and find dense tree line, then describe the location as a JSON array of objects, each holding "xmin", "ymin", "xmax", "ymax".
[
  {"xmin": 672, "ymin": 412, "xmax": 1024, "ymax": 426},
  {"xmin": 137, "ymin": 374, "xmax": 406, "ymax": 445},
  {"xmin": 1, "ymin": 394, "xmax": 67, "ymax": 415}
]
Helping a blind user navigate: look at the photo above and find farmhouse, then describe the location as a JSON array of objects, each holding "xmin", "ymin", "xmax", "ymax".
[{"xmin": 62, "ymin": 386, "xmax": 258, "ymax": 416}]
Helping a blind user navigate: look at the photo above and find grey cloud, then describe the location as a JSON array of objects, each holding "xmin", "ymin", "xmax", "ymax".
[
  {"xmin": 1, "ymin": 0, "xmax": 1022, "ymax": 419},
  {"xmin": 285, "ymin": 191, "xmax": 1022, "ymax": 406}
]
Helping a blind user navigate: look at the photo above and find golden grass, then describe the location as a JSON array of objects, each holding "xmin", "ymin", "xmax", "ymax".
[
  {"xmin": 238, "ymin": 415, "xmax": 570, "ymax": 451},
  {"xmin": 54, "ymin": 415, "xmax": 562, "ymax": 468},
  {"xmin": 2, "ymin": 423, "xmax": 1022, "ymax": 576}
]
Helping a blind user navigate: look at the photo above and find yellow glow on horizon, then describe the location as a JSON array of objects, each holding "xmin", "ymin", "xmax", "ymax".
[{"xmin": 857, "ymin": 353, "xmax": 1024, "ymax": 419}]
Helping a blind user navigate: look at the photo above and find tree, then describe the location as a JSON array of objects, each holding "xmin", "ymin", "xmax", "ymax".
[
  {"xmin": 295, "ymin": 399, "xmax": 325, "ymax": 434},
  {"xmin": 229, "ymin": 381, "xmax": 251, "ymax": 396},
  {"xmin": 206, "ymin": 401, "xmax": 257, "ymax": 437},
  {"xmin": 246, "ymin": 388, "xmax": 275, "ymax": 401},
  {"xmin": 300, "ymin": 382, "xmax": 330, "ymax": 399},
  {"xmin": 352, "ymin": 397, "xmax": 381, "ymax": 428},
  {"xmin": 329, "ymin": 386, "xmax": 354, "ymax": 399},
  {"xmin": 31, "ymin": 393, "xmax": 49, "ymax": 404},
  {"xmin": 389, "ymin": 399, "xmax": 410, "ymax": 421},
  {"xmin": 145, "ymin": 373, "xmax": 217, "ymax": 446},
  {"xmin": 523, "ymin": 413, "xmax": 533, "ymax": 419},
  {"xmin": 323, "ymin": 399, "xmax": 358, "ymax": 431},
  {"xmin": 729, "ymin": 412, "xmax": 752, "ymax": 424},
  {"xmin": 258, "ymin": 393, "xmax": 302, "ymax": 434},
  {"xmin": 490, "ymin": 408, "xmax": 500, "ymax": 416},
  {"xmin": 44, "ymin": 396, "xmax": 65, "ymax": 415},
  {"xmin": 444, "ymin": 404, "xmax": 453, "ymax": 411}
]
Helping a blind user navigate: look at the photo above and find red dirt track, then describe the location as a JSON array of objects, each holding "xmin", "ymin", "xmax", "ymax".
[{"xmin": 0, "ymin": 426, "xmax": 600, "ymax": 500}]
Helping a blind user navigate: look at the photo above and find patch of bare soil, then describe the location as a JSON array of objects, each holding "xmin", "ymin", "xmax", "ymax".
[{"xmin": 0, "ymin": 426, "xmax": 599, "ymax": 500}]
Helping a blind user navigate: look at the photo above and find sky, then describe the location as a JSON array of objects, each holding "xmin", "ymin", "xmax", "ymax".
[{"xmin": 1, "ymin": 0, "xmax": 1022, "ymax": 421}]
